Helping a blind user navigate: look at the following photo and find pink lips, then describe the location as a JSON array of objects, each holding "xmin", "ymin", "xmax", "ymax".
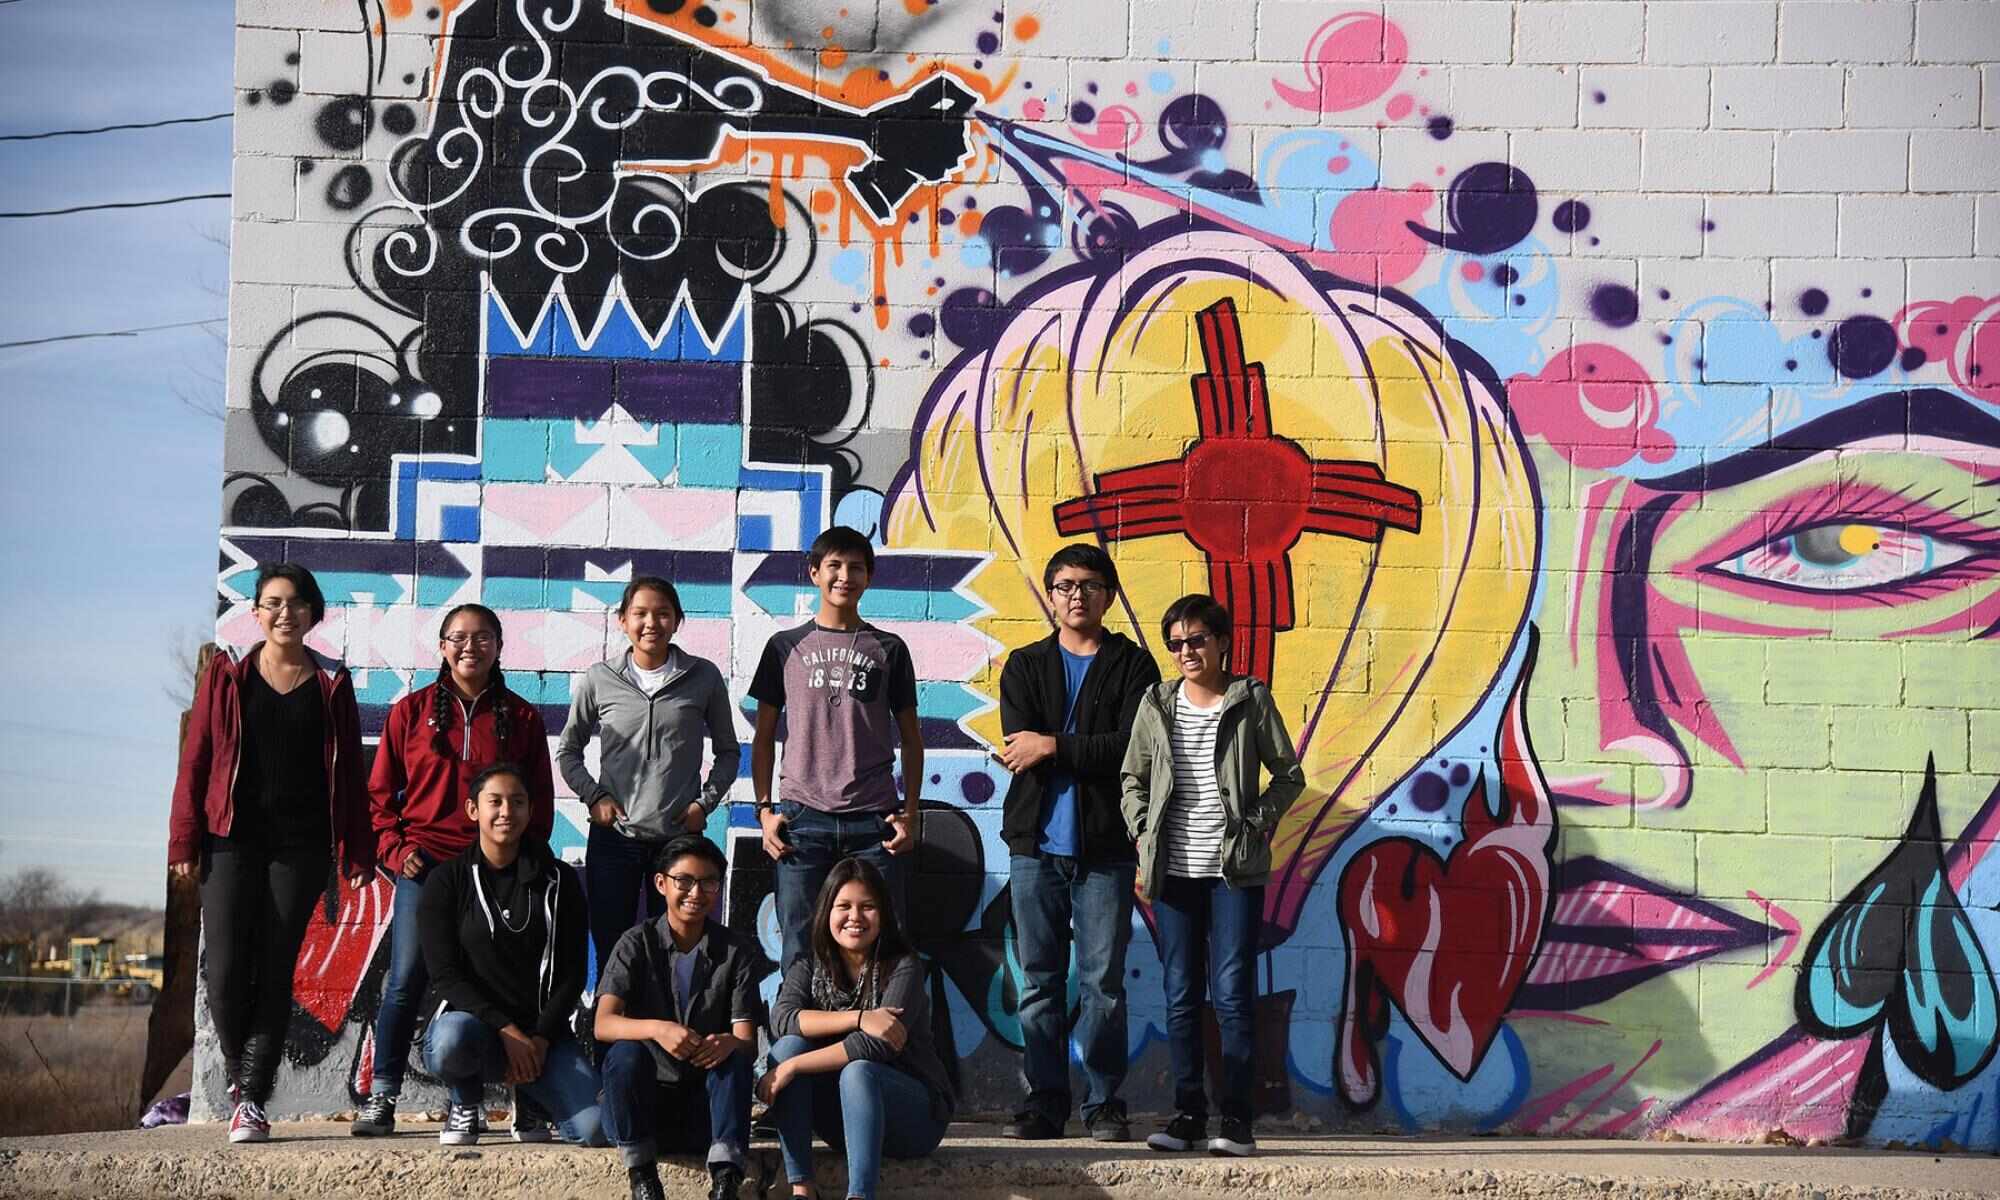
[{"xmin": 1516, "ymin": 857, "xmax": 1789, "ymax": 1011}]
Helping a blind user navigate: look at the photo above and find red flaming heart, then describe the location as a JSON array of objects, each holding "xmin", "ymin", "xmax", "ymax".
[{"xmin": 1335, "ymin": 642, "xmax": 1555, "ymax": 1108}]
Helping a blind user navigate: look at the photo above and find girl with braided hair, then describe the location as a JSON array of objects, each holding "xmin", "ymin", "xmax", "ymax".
[{"xmin": 354, "ymin": 603, "xmax": 555, "ymax": 1137}]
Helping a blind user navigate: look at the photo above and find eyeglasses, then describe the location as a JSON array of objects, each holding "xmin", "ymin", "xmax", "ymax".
[
  {"xmin": 1165, "ymin": 633, "xmax": 1211, "ymax": 654},
  {"xmin": 442, "ymin": 632, "xmax": 498, "ymax": 648},
  {"xmin": 255, "ymin": 599, "xmax": 313, "ymax": 615},
  {"xmin": 665, "ymin": 873, "xmax": 722, "ymax": 894},
  {"xmin": 1049, "ymin": 580, "xmax": 1109, "ymax": 598}
]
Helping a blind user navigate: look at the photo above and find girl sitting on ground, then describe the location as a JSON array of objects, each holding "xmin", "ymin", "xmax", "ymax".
[{"xmin": 759, "ymin": 857, "xmax": 954, "ymax": 1200}]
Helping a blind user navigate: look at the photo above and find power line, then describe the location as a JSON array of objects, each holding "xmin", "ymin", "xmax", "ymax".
[
  {"xmin": 0, "ymin": 316, "xmax": 224, "ymax": 351},
  {"xmin": 0, "ymin": 192, "xmax": 229, "ymax": 219},
  {"xmin": 0, "ymin": 112, "xmax": 231, "ymax": 142}
]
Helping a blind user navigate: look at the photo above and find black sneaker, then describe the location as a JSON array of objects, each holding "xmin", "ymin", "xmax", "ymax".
[
  {"xmin": 351, "ymin": 1093, "xmax": 396, "ymax": 1137},
  {"xmin": 510, "ymin": 1090, "xmax": 553, "ymax": 1143},
  {"xmin": 1146, "ymin": 1111, "xmax": 1205, "ymax": 1152},
  {"xmin": 1085, "ymin": 1101, "xmax": 1131, "ymax": 1143},
  {"xmin": 1208, "ymin": 1116, "xmax": 1255, "ymax": 1157},
  {"xmin": 1003, "ymin": 1108, "xmax": 1064, "ymax": 1139},
  {"xmin": 439, "ymin": 1102, "xmax": 481, "ymax": 1146},
  {"xmin": 627, "ymin": 1164, "xmax": 667, "ymax": 1200},
  {"xmin": 707, "ymin": 1161, "xmax": 744, "ymax": 1200}
]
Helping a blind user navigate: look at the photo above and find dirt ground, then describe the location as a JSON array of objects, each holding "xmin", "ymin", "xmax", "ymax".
[{"xmin": 0, "ymin": 1002, "xmax": 191, "ymax": 1136}]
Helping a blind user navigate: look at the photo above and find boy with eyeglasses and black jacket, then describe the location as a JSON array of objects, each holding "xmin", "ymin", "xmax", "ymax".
[
  {"xmin": 594, "ymin": 834, "xmax": 760, "ymax": 1200},
  {"xmin": 995, "ymin": 544, "xmax": 1160, "ymax": 1143}
]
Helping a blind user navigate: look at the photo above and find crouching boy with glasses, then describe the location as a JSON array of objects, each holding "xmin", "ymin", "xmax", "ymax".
[{"xmin": 594, "ymin": 835, "xmax": 759, "ymax": 1200}]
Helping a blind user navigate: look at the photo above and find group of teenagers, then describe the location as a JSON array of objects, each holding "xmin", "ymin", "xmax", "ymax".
[{"xmin": 168, "ymin": 526, "xmax": 1305, "ymax": 1200}]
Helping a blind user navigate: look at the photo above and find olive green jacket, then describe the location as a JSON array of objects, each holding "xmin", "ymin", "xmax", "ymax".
[{"xmin": 1119, "ymin": 676, "xmax": 1306, "ymax": 902}]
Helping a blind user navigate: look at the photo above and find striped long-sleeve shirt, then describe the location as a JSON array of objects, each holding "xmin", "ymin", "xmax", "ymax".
[{"xmin": 1163, "ymin": 689, "xmax": 1227, "ymax": 878}]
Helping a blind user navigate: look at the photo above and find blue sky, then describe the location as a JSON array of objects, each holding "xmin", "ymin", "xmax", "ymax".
[{"xmin": 1, "ymin": 1, "xmax": 235, "ymax": 905}]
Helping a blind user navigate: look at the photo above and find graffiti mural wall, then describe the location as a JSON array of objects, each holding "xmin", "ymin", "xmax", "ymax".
[{"xmin": 216, "ymin": 0, "xmax": 2000, "ymax": 1145}]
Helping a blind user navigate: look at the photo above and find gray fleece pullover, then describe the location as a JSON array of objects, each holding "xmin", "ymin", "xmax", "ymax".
[{"xmin": 555, "ymin": 649, "xmax": 741, "ymax": 841}]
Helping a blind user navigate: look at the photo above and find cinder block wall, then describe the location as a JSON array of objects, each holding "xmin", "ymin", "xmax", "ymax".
[{"xmin": 216, "ymin": 0, "xmax": 2000, "ymax": 1146}]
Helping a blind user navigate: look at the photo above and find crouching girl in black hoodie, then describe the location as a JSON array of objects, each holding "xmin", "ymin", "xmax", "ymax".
[{"xmin": 417, "ymin": 762, "xmax": 604, "ymax": 1146}]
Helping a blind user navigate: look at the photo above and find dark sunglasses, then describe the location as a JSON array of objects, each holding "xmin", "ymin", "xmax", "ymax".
[{"xmin": 1165, "ymin": 633, "xmax": 1211, "ymax": 654}]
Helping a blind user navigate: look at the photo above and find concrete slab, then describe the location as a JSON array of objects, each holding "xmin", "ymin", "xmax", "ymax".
[{"xmin": 1, "ymin": 1122, "xmax": 1994, "ymax": 1200}]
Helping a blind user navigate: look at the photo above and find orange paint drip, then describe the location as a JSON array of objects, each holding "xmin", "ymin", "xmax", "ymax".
[
  {"xmin": 821, "ymin": 46, "xmax": 848, "ymax": 69},
  {"xmin": 1013, "ymin": 15, "xmax": 1040, "ymax": 39},
  {"xmin": 871, "ymin": 239, "xmax": 890, "ymax": 330},
  {"xmin": 811, "ymin": 190, "xmax": 836, "ymax": 215},
  {"xmin": 767, "ymin": 155, "xmax": 787, "ymax": 226},
  {"xmin": 386, "ymin": 0, "xmax": 414, "ymax": 18}
]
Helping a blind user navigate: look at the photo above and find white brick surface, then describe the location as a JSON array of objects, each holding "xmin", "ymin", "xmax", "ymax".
[
  {"xmin": 1708, "ymin": 193, "xmax": 1839, "ymax": 256},
  {"xmin": 1384, "ymin": 1, "xmax": 1516, "ymax": 64},
  {"xmin": 1845, "ymin": 66, "xmax": 1982, "ymax": 126},
  {"xmin": 1449, "ymin": 65, "xmax": 1579, "ymax": 127},
  {"xmin": 1579, "ymin": 67, "xmax": 1712, "ymax": 127},
  {"xmin": 1511, "ymin": 129, "xmax": 1643, "ymax": 190},
  {"xmin": 1839, "ymin": 193, "xmax": 1977, "ymax": 255},
  {"xmin": 1711, "ymin": 66, "xmax": 1846, "ymax": 128},
  {"xmin": 1912, "ymin": 130, "xmax": 2000, "ymax": 189},
  {"xmin": 1914, "ymin": 0, "xmax": 2000, "ymax": 63},
  {"xmin": 1979, "ymin": 194, "xmax": 2000, "ymax": 254},
  {"xmin": 1906, "ymin": 257, "xmax": 2000, "ymax": 297},
  {"xmin": 1778, "ymin": 1, "xmax": 1914, "ymax": 63},
  {"xmin": 1641, "ymin": 130, "xmax": 1776, "ymax": 191},
  {"xmin": 1647, "ymin": 1, "xmax": 1780, "ymax": 64},
  {"xmin": 1775, "ymin": 130, "xmax": 1910, "ymax": 190},
  {"xmin": 1130, "ymin": 0, "xmax": 1257, "ymax": 60},
  {"xmin": 1517, "ymin": 1, "xmax": 1645, "ymax": 63}
]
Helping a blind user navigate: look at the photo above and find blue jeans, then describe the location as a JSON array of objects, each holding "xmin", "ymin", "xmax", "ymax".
[
  {"xmin": 1151, "ymin": 875, "xmax": 1263, "ymax": 1123},
  {"xmin": 767, "ymin": 1035, "xmax": 947, "ymax": 1200},
  {"xmin": 599, "ymin": 1038, "xmax": 751, "ymax": 1170},
  {"xmin": 369, "ymin": 870, "xmax": 430, "ymax": 1095},
  {"xmin": 774, "ymin": 802, "xmax": 904, "ymax": 974},
  {"xmin": 586, "ymin": 823, "xmax": 667, "ymax": 976},
  {"xmin": 1009, "ymin": 853, "xmax": 1136, "ymax": 1124},
  {"xmin": 419, "ymin": 1011, "xmax": 606, "ymax": 1145}
]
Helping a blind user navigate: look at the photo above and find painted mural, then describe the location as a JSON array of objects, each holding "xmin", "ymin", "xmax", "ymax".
[{"xmin": 220, "ymin": 0, "xmax": 2000, "ymax": 1148}]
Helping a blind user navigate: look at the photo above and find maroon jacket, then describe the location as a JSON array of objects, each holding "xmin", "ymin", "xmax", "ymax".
[
  {"xmin": 369, "ymin": 681, "xmax": 555, "ymax": 874},
  {"xmin": 167, "ymin": 644, "xmax": 374, "ymax": 878}
]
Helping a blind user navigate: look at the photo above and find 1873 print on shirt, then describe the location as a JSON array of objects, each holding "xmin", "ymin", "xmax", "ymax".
[{"xmin": 748, "ymin": 622, "xmax": 918, "ymax": 814}]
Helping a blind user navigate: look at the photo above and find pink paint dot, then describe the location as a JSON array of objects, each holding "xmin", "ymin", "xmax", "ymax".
[
  {"xmin": 1435, "ymin": 165, "xmax": 1446, "ymax": 176},
  {"xmin": 1022, "ymin": 97, "xmax": 1047, "ymax": 121},
  {"xmin": 1271, "ymin": 13, "xmax": 1408, "ymax": 114},
  {"xmin": 1386, "ymin": 93, "xmax": 1415, "ymax": 120},
  {"xmin": 1124, "ymin": 81, "xmax": 1139, "ymax": 96},
  {"xmin": 1461, "ymin": 261, "xmax": 1484, "ymax": 282},
  {"xmin": 1328, "ymin": 155, "xmax": 1351, "ymax": 173}
]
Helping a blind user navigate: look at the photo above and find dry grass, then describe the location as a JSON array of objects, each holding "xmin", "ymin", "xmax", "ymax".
[{"xmin": 0, "ymin": 1003, "xmax": 190, "ymax": 1136}]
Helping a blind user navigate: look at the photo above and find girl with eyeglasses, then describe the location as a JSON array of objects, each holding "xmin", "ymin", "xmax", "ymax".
[
  {"xmin": 555, "ymin": 576, "xmax": 739, "ymax": 975},
  {"xmin": 759, "ymin": 857, "xmax": 955, "ymax": 1200},
  {"xmin": 353, "ymin": 603, "xmax": 555, "ymax": 1138},
  {"xmin": 1119, "ymin": 594, "xmax": 1303, "ymax": 1159},
  {"xmin": 168, "ymin": 563, "xmax": 375, "ymax": 1143}
]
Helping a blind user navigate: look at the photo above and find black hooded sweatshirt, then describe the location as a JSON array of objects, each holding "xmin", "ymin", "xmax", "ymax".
[{"xmin": 418, "ymin": 839, "xmax": 587, "ymax": 1041}]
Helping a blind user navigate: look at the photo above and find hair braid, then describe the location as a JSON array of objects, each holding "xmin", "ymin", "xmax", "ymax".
[
  {"xmin": 489, "ymin": 665, "xmax": 512, "ymax": 758},
  {"xmin": 429, "ymin": 664, "xmax": 455, "ymax": 757}
]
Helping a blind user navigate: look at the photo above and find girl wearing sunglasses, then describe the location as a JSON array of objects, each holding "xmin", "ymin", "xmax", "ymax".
[{"xmin": 1119, "ymin": 594, "xmax": 1303, "ymax": 1159}]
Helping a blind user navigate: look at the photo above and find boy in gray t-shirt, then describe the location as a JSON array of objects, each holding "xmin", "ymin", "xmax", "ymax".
[{"xmin": 748, "ymin": 526, "xmax": 923, "ymax": 972}]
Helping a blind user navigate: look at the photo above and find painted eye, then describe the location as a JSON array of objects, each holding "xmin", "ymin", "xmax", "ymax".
[{"xmin": 1712, "ymin": 522, "xmax": 1976, "ymax": 591}]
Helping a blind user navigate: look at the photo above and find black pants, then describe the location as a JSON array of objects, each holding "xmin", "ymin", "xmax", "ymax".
[{"xmin": 200, "ymin": 840, "xmax": 323, "ymax": 1100}]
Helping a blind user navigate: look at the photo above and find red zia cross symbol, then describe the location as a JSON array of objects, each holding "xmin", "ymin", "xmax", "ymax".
[{"xmin": 1051, "ymin": 297, "xmax": 1422, "ymax": 683}]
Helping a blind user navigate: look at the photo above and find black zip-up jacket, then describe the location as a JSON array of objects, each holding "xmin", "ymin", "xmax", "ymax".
[
  {"xmin": 419, "ymin": 840, "xmax": 587, "ymax": 1041},
  {"xmin": 998, "ymin": 630, "xmax": 1160, "ymax": 862}
]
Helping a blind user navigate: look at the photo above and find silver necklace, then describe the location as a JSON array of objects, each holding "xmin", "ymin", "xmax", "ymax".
[{"xmin": 827, "ymin": 626, "xmax": 863, "ymax": 708}]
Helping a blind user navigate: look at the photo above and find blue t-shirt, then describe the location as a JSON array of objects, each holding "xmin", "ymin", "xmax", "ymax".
[{"xmin": 1037, "ymin": 645, "xmax": 1097, "ymax": 855}]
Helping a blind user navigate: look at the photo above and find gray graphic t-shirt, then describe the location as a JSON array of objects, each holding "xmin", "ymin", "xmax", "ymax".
[{"xmin": 748, "ymin": 621, "xmax": 919, "ymax": 814}]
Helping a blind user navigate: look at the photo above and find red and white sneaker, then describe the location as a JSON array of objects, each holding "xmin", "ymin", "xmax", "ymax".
[{"xmin": 229, "ymin": 1100, "xmax": 271, "ymax": 1143}]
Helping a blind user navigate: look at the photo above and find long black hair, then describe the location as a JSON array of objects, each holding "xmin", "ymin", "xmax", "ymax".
[
  {"xmin": 808, "ymin": 857, "xmax": 910, "ymax": 986},
  {"xmin": 432, "ymin": 603, "xmax": 511, "ymax": 758}
]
